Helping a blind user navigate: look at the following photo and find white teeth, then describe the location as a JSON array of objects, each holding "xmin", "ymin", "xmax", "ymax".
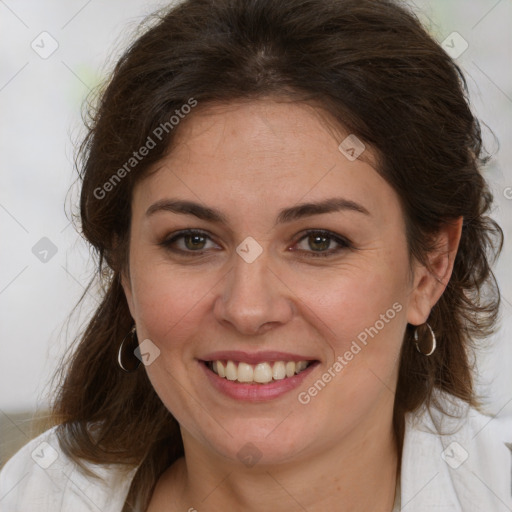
[
  {"xmin": 209, "ymin": 359, "xmax": 312, "ymax": 383},
  {"xmin": 217, "ymin": 360, "xmax": 226, "ymax": 378},
  {"xmin": 272, "ymin": 361, "xmax": 286, "ymax": 380},
  {"xmin": 225, "ymin": 360, "xmax": 238, "ymax": 381},
  {"xmin": 253, "ymin": 362, "xmax": 273, "ymax": 383},
  {"xmin": 237, "ymin": 362, "xmax": 254, "ymax": 382},
  {"xmin": 295, "ymin": 361, "xmax": 308, "ymax": 373}
]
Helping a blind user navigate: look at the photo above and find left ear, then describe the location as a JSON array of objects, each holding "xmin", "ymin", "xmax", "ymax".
[{"xmin": 406, "ymin": 217, "xmax": 463, "ymax": 326}]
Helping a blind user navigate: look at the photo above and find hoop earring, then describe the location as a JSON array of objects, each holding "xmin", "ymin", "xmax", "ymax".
[
  {"xmin": 117, "ymin": 325, "xmax": 141, "ymax": 372},
  {"xmin": 414, "ymin": 323, "xmax": 436, "ymax": 356}
]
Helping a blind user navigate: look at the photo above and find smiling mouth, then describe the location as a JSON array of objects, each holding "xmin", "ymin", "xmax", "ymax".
[{"xmin": 203, "ymin": 359, "xmax": 316, "ymax": 384}]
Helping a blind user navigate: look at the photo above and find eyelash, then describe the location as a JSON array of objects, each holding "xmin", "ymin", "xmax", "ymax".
[{"xmin": 159, "ymin": 229, "xmax": 352, "ymax": 258}]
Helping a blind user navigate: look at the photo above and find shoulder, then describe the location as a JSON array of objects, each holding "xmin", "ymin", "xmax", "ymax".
[
  {"xmin": 0, "ymin": 425, "xmax": 139, "ymax": 512},
  {"xmin": 401, "ymin": 391, "xmax": 512, "ymax": 512}
]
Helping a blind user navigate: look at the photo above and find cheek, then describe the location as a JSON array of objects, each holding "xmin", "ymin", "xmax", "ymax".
[
  {"xmin": 293, "ymin": 262, "xmax": 408, "ymax": 401},
  {"xmin": 132, "ymin": 266, "xmax": 214, "ymax": 349},
  {"xmin": 298, "ymin": 261, "xmax": 407, "ymax": 340},
  {"xmin": 292, "ymin": 270, "xmax": 407, "ymax": 428}
]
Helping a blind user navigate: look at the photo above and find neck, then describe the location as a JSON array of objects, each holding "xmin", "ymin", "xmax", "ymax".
[{"xmin": 163, "ymin": 409, "xmax": 399, "ymax": 512}]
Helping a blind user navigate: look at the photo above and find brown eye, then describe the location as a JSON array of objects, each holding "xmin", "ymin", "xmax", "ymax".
[
  {"xmin": 307, "ymin": 234, "xmax": 331, "ymax": 251},
  {"xmin": 183, "ymin": 233, "xmax": 207, "ymax": 250},
  {"xmin": 293, "ymin": 230, "xmax": 351, "ymax": 258},
  {"xmin": 160, "ymin": 229, "xmax": 217, "ymax": 254}
]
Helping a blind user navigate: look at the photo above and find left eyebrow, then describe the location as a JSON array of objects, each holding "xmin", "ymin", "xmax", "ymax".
[
  {"xmin": 274, "ymin": 197, "xmax": 370, "ymax": 225},
  {"xmin": 145, "ymin": 197, "xmax": 370, "ymax": 226}
]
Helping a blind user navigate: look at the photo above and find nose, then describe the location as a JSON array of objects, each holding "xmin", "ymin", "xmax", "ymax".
[{"xmin": 213, "ymin": 248, "xmax": 295, "ymax": 336}]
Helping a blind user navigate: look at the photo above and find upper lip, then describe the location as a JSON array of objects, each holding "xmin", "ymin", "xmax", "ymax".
[{"xmin": 199, "ymin": 350, "xmax": 318, "ymax": 364}]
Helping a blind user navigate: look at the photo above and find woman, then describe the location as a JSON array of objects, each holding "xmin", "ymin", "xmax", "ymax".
[{"xmin": 1, "ymin": 0, "xmax": 511, "ymax": 510}]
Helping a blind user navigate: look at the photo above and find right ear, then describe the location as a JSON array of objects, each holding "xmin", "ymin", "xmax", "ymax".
[
  {"xmin": 120, "ymin": 267, "xmax": 136, "ymax": 318},
  {"xmin": 111, "ymin": 234, "xmax": 136, "ymax": 319}
]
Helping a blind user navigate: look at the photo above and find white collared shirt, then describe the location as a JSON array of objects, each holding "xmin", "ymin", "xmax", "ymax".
[{"xmin": 1, "ymin": 394, "xmax": 511, "ymax": 511}]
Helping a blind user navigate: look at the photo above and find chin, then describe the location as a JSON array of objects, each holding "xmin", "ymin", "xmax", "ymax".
[{"xmin": 198, "ymin": 417, "xmax": 316, "ymax": 467}]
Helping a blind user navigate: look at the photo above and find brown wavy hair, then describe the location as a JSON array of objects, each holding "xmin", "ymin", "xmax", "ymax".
[{"xmin": 48, "ymin": 0, "xmax": 503, "ymax": 510}]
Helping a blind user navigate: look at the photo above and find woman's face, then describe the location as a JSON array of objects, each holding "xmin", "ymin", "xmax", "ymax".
[{"xmin": 122, "ymin": 99, "xmax": 429, "ymax": 467}]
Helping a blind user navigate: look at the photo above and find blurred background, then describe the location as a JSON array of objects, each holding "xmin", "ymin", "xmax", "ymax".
[{"xmin": 1, "ymin": 0, "xmax": 511, "ymax": 469}]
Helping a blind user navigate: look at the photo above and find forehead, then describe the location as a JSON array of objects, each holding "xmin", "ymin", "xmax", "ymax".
[
  {"xmin": 133, "ymin": 99, "xmax": 399, "ymax": 227},
  {"xmin": 164, "ymin": 98, "xmax": 377, "ymax": 168}
]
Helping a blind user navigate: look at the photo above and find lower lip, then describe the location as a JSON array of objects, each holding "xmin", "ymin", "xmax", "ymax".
[{"xmin": 199, "ymin": 361, "xmax": 319, "ymax": 402}]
